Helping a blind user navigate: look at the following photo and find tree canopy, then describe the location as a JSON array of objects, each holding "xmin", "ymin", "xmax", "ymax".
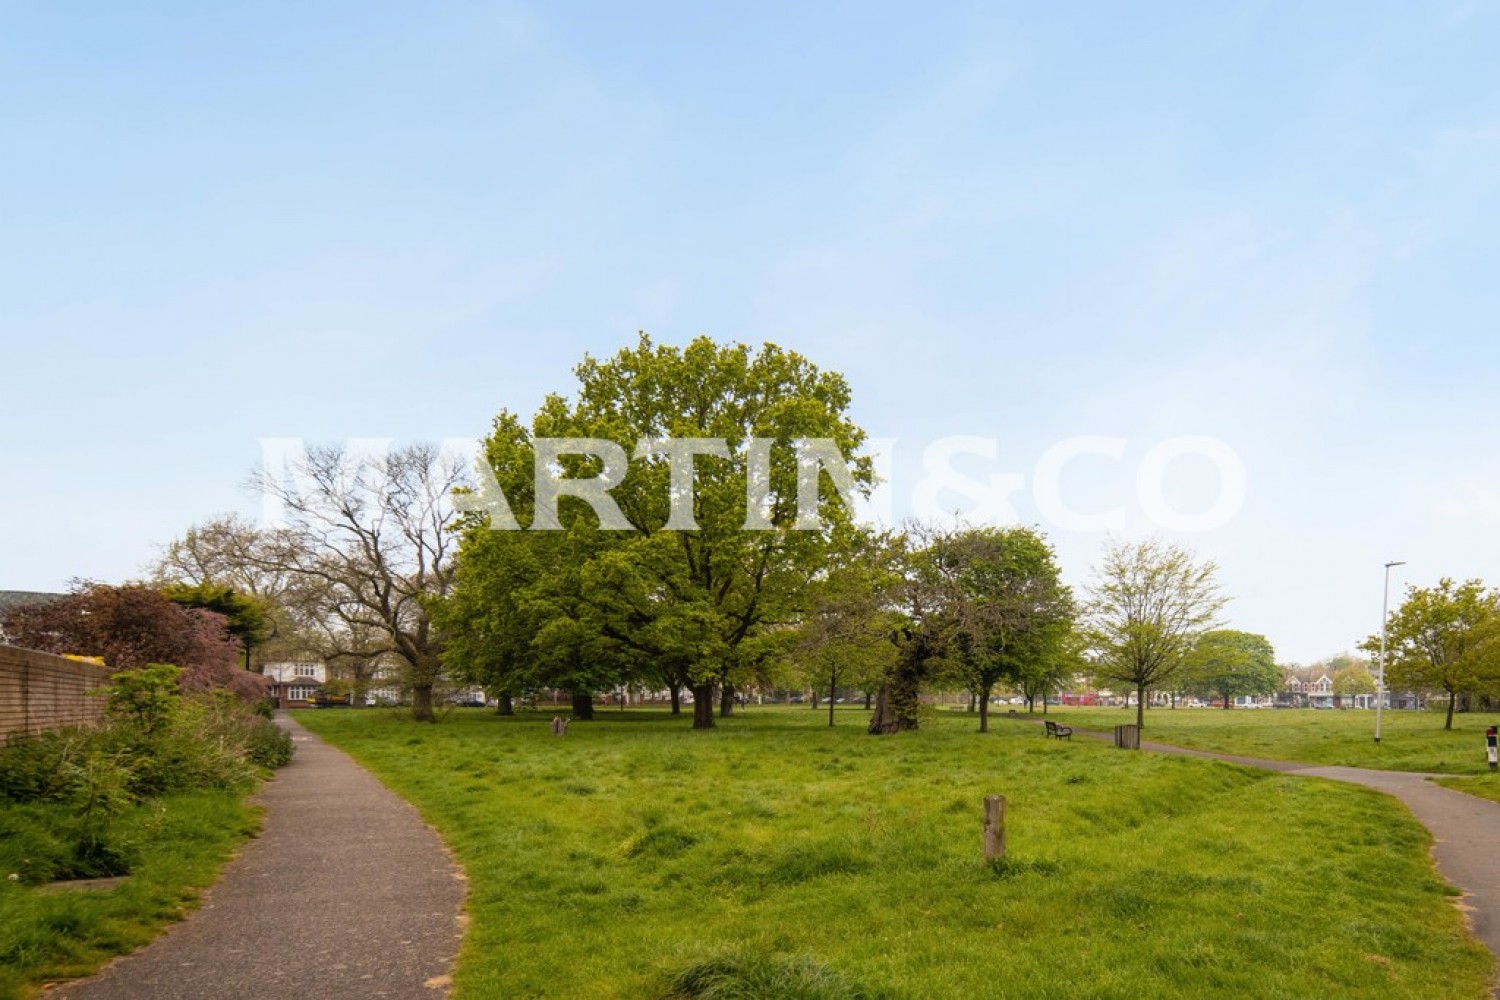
[
  {"xmin": 1180, "ymin": 629, "xmax": 1279, "ymax": 708},
  {"xmin": 1365, "ymin": 577, "xmax": 1500, "ymax": 729},
  {"xmin": 1084, "ymin": 538, "xmax": 1226, "ymax": 729},
  {"xmin": 439, "ymin": 335, "xmax": 873, "ymax": 728}
]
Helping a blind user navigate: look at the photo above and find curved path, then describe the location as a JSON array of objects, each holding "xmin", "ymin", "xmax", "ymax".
[
  {"xmin": 55, "ymin": 714, "xmax": 466, "ymax": 1000},
  {"xmin": 1043, "ymin": 718, "xmax": 1500, "ymax": 990}
]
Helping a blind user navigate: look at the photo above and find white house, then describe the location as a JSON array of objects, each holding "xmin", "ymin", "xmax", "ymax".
[{"xmin": 263, "ymin": 660, "xmax": 326, "ymax": 707}]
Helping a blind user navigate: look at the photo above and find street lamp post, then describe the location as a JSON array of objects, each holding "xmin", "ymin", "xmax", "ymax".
[{"xmin": 1375, "ymin": 560, "xmax": 1405, "ymax": 744}]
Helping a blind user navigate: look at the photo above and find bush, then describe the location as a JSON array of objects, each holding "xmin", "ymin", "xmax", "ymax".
[
  {"xmin": 0, "ymin": 686, "xmax": 293, "ymax": 884},
  {"xmin": 245, "ymin": 718, "xmax": 293, "ymax": 769}
]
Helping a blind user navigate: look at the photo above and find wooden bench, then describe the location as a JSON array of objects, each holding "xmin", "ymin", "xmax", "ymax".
[{"xmin": 1044, "ymin": 720, "xmax": 1072, "ymax": 741}]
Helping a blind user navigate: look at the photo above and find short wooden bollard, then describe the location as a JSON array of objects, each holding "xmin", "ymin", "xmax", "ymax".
[
  {"xmin": 984, "ymin": 794, "xmax": 1006, "ymax": 862},
  {"xmin": 1114, "ymin": 724, "xmax": 1140, "ymax": 750}
]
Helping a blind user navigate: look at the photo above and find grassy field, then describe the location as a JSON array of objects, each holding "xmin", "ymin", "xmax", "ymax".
[
  {"xmin": 1035, "ymin": 706, "xmax": 1500, "ymax": 775},
  {"xmin": 0, "ymin": 790, "xmax": 262, "ymax": 1000},
  {"xmin": 299, "ymin": 706, "xmax": 1492, "ymax": 999},
  {"xmin": 1434, "ymin": 776, "xmax": 1500, "ymax": 803}
]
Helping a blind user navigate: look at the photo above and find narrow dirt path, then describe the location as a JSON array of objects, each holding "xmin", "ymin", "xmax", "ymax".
[{"xmin": 53, "ymin": 715, "xmax": 465, "ymax": 1000}]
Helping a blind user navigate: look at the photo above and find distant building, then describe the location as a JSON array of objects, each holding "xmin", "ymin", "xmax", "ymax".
[{"xmin": 263, "ymin": 660, "xmax": 327, "ymax": 708}]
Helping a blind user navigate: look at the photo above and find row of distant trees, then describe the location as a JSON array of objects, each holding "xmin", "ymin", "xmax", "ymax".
[
  {"xmin": 84, "ymin": 334, "xmax": 1497, "ymax": 731},
  {"xmin": 113, "ymin": 336, "xmax": 1251, "ymax": 730}
]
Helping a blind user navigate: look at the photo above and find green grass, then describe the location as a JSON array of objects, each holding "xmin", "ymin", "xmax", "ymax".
[
  {"xmin": 0, "ymin": 790, "xmax": 262, "ymax": 1000},
  {"xmin": 299, "ymin": 706, "xmax": 1494, "ymax": 999},
  {"xmin": 1434, "ymin": 775, "xmax": 1500, "ymax": 804},
  {"xmin": 1033, "ymin": 705, "xmax": 1500, "ymax": 774}
]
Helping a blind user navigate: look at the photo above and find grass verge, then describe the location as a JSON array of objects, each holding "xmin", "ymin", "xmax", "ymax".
[
  {"xmin": 1032, "ymin": 706, "xmax": 1500, "ymax": 774},
  {"xmin": 1433, "ymin": 775, "xmax": 1500, "ymax": 804},
  {"xmin": 0, "ymin": 790, "xmax": 262, "ymax": 1000},
  {"xmin": 300, "ymin": 706, "xmax": 1493, "ymax": 999}
]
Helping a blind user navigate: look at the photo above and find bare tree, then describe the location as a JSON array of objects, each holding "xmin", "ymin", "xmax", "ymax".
[
  {"xmin": 1084, "ymin": 538, "xmax": 1227, "ymax": 729},
  {"xmin": 250, "ymin": 443, "xmax": 468, "ymax": 722}
]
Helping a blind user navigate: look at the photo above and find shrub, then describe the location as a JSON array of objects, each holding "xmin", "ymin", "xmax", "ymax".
[
  {"xmin": 0, "ymin": 689, "xmax": 292, "ymax": 884},
  {"xmin": 105, "ymin": 663, "xmax": 183, "ymax": 734},
  {"xmin": 244, "ymin": 718, "xmax": 293, "ymax": 769}
]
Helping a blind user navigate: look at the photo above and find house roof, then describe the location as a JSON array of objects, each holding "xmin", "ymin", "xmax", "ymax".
[{"xmin": 0, "ymin": 590, "xmax": 66, "ymax": 616}]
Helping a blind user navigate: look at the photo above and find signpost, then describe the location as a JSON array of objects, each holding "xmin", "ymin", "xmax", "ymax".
[{"xmin": 1487, "ymin": 726, "xmax": 1497, "ymax": 773}]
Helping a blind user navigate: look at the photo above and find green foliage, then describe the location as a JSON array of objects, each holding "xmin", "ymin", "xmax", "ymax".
[
  {"xmin": 105, "ymin": 663, "xmax": 183, "ymax": 733},
  {"xmin": 160, "ymin": 580, "xmax": 271, "ymax": 652},
  {"xmin": 1332, "ymin": 664, "xmax": 1377, "ymax": 696},
  {"xmin": 440, "ymin": 335, "xmax": 874, "ymax": 726},
  {"xmin": 1180, "ymin": 630, "xmax": 1279, "ymax": 706},
  {"xmin": 937, "ymin": 526, "xmax": 1076, "ymax": 727},
  {"xmin": 0, "ymin": 693, "xmax": 292, "ymax": 889},
  {"xmin": 1084, "ymin": 538, "xmax": 1227, "ymax": 727},
  {"xmin": 1366, "ymin": 578, "xmax": 1500, "ymax": 728}
]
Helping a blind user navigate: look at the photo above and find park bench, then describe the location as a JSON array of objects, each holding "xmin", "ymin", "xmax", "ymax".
[{"xmin": 1044, "ymin": 720, "xmax": 1072, "ymax": 741}]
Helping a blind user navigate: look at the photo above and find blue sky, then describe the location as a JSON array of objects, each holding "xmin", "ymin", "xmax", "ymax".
[{"xmin": 2, "ymin": 1, "xmax": 1497, "ymax": 662}]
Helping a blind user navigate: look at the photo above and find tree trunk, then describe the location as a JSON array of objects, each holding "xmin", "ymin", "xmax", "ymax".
[
  {"xmin": 669, "ymin": 682, "xmax": 682, "ymax": 715},
  {"xmin": 967, "ymin": 689, "xmax": 976, "ymax": 713},
  {"xmin": 412, "ymin": 683, "xmax": 435, "ymax": 723},
  {"xmin": 692, "ymin": 683, "xmax": 715, "ymax": 730},
  {"xmin": 719, "ymin": 683, "xmax": 735, "ymax": 718},
  {"xmin": 868, "ymin": 633, "xmax": 931, "ymax": 734},
  {"xmin": 571, "ymin": 690, "xmax": 594, "ymax": 721},
  {"xmin": 828, "ymin": 671, "xmax": 837, "ymax": 727},
  {"xmin": 979, "ymin": 682, "xmax": 993, "ymax": 733},
  {"xmin": 864, "ymin": 690, "xmax": 873, "ymax": 710},
  {"xmin": 1446, "ymin": 688, "xmax": 1456, "ymax": 730},
  {"xmin": 1136, "ymin": 684, "xmax": 1145, "ymax": 729},
  {"xmin": 1223, "ymin": 692, "xmax": 1231, "ymax": 709},
  {"xmin": 496, "ymin": 690, "xmax": 514, "ymax": 716}
]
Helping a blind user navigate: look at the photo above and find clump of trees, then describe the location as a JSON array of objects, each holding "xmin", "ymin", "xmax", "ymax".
[
  {"xmin": 436, "ymin": 335, "xmax": 873, "ymax": 729},
  {"xmin": 860, "ymin": 524, "xmax": 1077, "ymax": 734},
  {"xmin": 1366, "ymin": 578, "xmax": 1500, "ymax": 729}
]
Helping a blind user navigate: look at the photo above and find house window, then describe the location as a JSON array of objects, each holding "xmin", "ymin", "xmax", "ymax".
[
  {"xmin": 289, "ymin": 685, "xmax": 315, "ymax": 701},
  {"xmin": 294, "ymin": 664, "xmax": 317, "ymax": 677}
]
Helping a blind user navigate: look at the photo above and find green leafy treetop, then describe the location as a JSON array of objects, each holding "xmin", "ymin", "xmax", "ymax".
[
  {"xmin": 437, "ymin": 335, "xmax": 874, "ymax": 728},
  {"xmin": 1364, "ymin": 578, "xmax": 1500, "ymax": 729}
]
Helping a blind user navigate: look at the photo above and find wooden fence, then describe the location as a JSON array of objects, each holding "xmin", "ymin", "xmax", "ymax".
[{"xmin": 0, "ymin": 644, "xmax": 113, "ymax": 740}]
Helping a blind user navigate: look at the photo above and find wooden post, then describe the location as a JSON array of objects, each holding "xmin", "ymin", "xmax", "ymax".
[{"xmin": 984, "ymin": 794, "xmax": 1006, "ymax": 862}]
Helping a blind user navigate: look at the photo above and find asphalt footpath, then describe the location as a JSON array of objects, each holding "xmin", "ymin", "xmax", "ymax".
[{"xmin": 53, "ymin": 714, "xmax": 465, "ymax": 1000}]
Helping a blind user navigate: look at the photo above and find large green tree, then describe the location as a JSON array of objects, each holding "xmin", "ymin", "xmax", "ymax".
[
  {"xmin": 1366, "ymin": 578, "xmax": 1500, "ymax": 729},
  {"xmin": 1084, "ymin": 538, "xmax": 1227, "ymax": 729},
  {"xmin": 787, "ymin": 531, "xmax": 901, "ymax": 727},
  {"xmin": 1180, "ymin": 630, "xmax": 1279, "ymax": 709},
  {"xmin": 443, "ymin": 335, "xmax": 872, "ymax": 729},
  {"xmin": 941, "ymin": 527, "xmax": 1075, "ymax": 733}
]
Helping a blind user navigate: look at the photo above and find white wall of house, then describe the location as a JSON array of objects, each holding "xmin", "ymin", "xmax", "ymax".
[{"xmin": 263, "ymin": 661, "xmax": 327, "ymax": 684}]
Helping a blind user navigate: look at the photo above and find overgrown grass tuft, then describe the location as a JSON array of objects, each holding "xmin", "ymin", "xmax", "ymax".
[
  {"xmin": 662, "ymin": 948, "xmax": 890, "ymax": 999},
  {"xmin": 300, "ymin": 706, "xmax": 1494, "ymax": 998}
]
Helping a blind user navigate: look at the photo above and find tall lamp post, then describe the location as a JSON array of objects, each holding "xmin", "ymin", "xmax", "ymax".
[{"xmin": 1375, "ymin": 560, "xmax": 1405, "ymax": 744}]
